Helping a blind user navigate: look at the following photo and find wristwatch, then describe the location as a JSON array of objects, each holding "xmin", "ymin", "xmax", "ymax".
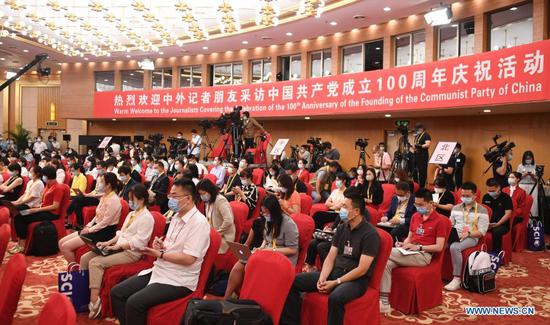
[
  {"xmin": 160, "ymin": 250, "xmax": 165, "ymax": 259},
  {"xmin": 418, "ymin": 245, "xmax": 423, "ymax": 251}
]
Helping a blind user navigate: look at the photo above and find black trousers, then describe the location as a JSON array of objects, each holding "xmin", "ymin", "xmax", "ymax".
[
  {"xmin": 280, "ymin": 270, "xmax": 367, "ymax": 325},
  {"xmin": 490, "ymin": 223, "xmax": 510, "ymax": 252},
  {"xmin": 14, "ymin": 211, "xmax": 58, "ymax": 239},
  {"xmin": 110, "ymin": 273, "xmax": 193, "ymax": 325},
  {"xmin": 66, "ymin": 196, "xmax": 100, "ymax": 226},
  {"xmin": 390, "ymin": 224, "xmax": 410, "ymax": 243},
  {"xmin": 313, "ymin": 211, "xmax": 337, "ymax": 230},
  {"xmin": 305, "ymin": 238, "xmax": 332, "ymax": 266},
  {"xmin": 413, "ymin": 154, "xmax": 428, "ymax": 188},
  {"xmin": 244, "ymin": 137, "xmax": 255, "ymax": 151}
]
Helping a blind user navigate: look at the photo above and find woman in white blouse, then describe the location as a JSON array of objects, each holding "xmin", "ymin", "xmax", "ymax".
[
  {"xmin": 80, "ymin": 184, "xmax": 155, "ymax": 319},
  {"xmin": 12, "ymin": 165, "xmax": 44, "ymax": 210}
]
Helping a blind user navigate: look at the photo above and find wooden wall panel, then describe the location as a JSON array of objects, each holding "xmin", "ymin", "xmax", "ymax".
[
  {"xmin": 87, "ymin": 111, "xmax": 550, "ymax": 189},
  {"xmin": 37, "ymin": 86, "xmax": 65, "ymax": 130}
]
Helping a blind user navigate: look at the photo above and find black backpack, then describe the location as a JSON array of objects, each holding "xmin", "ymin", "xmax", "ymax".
[
  {"xmin": 29, "ymin": 221, "xmax": 59, "ymax": 256},
  {"xmin": 461, "ymin": 250, "xmax": 496, "ymax": 294},
  {"xmin": 181, "ymin": 298, "xmax": 273, "ymax": 325}
]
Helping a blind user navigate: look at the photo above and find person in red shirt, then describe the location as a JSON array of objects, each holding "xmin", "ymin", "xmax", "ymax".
[
  {"xmin": 503, "ymin": 172, "xmax": 527, "ymax": 226},
  {"xmin": 11, "ymin": 165, "xmax": 66, "ymax": 253},
  {"xmin": 379, "ymin": 188, "xmax": 447, "ymax": 313}
]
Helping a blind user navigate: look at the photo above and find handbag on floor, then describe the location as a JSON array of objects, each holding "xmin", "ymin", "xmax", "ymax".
[
  {"xmin": 181, "ymin": 298, "xmax": 272, "ymax": 325},
  {"xmin": 58, "ymin": 264, "xmax": 90, "ymax": 313},
  {"xmin": 462, "ymin": 245, "xmax": 496, "ymax": 294},
  {"xmin": 527, "ymin": 219, "xmax": 544, "ymax": 251}
]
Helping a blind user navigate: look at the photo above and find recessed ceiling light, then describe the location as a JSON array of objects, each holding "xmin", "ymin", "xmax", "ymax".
[
  {"xmin": 0, "ymin": 58, "xmax": 4, "ymax": 61},
  {"xmin": 126, "ymin": 54, "xmax": 131, "ymax": 58},
  {"xmin": 286, "ymin": 32, "xmax": 293, "ymax": 36},
  {"xmin": 202, "ymin": 46, "xmax": 208, "ymax": 50},
  {"xmin": 159, "ymin": 51, "xmax": 164, "ymax": 55},
  {"xmin": 104, "ymin": 79, "xmax": 108, "ymax": 82},
  {"xmin": 385, "ymin": 114, "xmax": 392, "ymax": 118},
  {"xmin": 23, "ymin": 49, "xmax": 29, "ymax": 52},
  {"xmin": 84, "ymin": 57, "xmax": 89, "ymax": 61},
  {"xmin": 0, "ymin": 41, "xmax": 3, "ymax": 45},
  {"xmin": 383, "ymin": 6, "xmax": 391, "ymax": 12},
  {"xmin": 483, "ymin": 109, "xmax": 491, "ymax": 113},
  {"xmin": 242, "ymin": 40, "xmax": 248, "ymax": 44},
  {"xmin": 510, "ymin": 7, "xmax": 518, "ymax": 11},
  {"xmin": 375, "ymin": 47, "xmax": 381, "ymax": 50},
  {"xmin": 172, "ymin": 118, "xmax": 177, "ymax": 121},
  {"xmin": 304, "ymin": 116, "xmax": 311, "ymax": 120},
  {"xmin": 112, "ymin": 118, "xmax": 117, "ymax": 121},
  {"xmin": 329, "ymin": 21, "xmax": 338, "ymax": 26}
]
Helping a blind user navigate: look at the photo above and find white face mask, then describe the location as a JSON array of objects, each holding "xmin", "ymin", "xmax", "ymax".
[
  {"xmin": 239, "ymin": 162, "xmax": 246, "ymax": 168},
  {"xmin": 434, "ymin": 187, "xmax": 444, "ymax": 194},
  {"xmin": 365, "ymin": 174, "xmax": 374, "ymax": 181},
  {"xmin": 508, "ymin": 177, "xmax": 517, "ymax": 186}
]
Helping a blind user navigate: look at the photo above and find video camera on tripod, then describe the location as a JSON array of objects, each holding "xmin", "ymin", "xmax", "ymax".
[
  {"xmin": 167, "ymin": 135, "xmax": 188, "ymax": 156},
  {"xmin": 307, "ymin": 137, "xmax": 323, "ymax": 151},
  {"xmin": 355, "ymin": 138, "xmax": 369, "ymax": 151},
  {"xmin": 483, "ymin": 134, "xmax": 516, "ymax": 164}
]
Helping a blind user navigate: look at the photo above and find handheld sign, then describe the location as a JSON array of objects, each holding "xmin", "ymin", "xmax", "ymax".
[
  {"xmin": 98, "ymin": 137, "xmax": 113, "ymax": 149},
  {"xmin": 429, "ymin": 142, "xmax": 457, "ymax": 165},
  {"xmin": 270, "ymin": 139, "xmax": 289, "ymax": 156}
]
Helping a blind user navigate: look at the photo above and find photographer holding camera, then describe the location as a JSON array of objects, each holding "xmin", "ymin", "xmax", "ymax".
[
  {"xmin": 412, "ymin": 123, "xmax": 431, "ymax": 188},
  {"xmin": 323, "ymin": 142, "xmax": 340, "ymax": 164},
  {"xmin": 242, "ymin": 111, "xmax": 264, "ymax": 151}
]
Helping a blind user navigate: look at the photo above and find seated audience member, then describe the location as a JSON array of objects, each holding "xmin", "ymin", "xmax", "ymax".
[
  {"xmin": 59, "ymin": 172, "xmax": 122, "ymax": 264},
  {"xmin": 80, "ymin": 184, "xmax": 154, "ymax": 319},
  {"xmin": 393, "ymin": 169, "xmax": 415, "ymax": 194},
  {"xmin": 237, "ymin": 158, "xmax": 248, "ymax": 174},
  {"xmin": 361, "ymin": 167, "xmax": 384, "ymax": 207},
  {"xmin": 312, "ymin": 161, "xmax": 340, "ymax": 203},
  {"xmin": 296, "ymin": 159, "xmax": 310, "ymax": 183},
  {"xmin": 9, "ymin": 166, "xmax": 66, "ymax": 254},
  {"xmin": 281, "ymin": 193, "xmax": 379, "ymax": 325},
  {"xmin": 379, "ymin": 189, "xmax": 447, "ymax": 313},
  {"xmin": 166, "ymin": 156, "xmax": 177, "ymax": 177},
  {"xmin": 19, "ymin": 157, "xmax": 29, "ymax": 177},
  {"xmin": 130, "ymin": 157, "xmax": 143, "ymax": 182},
  {"xmin": 225, "ymin": 194, "xmax": 299, "ymax": 299},
  {"xmin": 233, "ymin": 168, "xmax": 258, "ymax": 214},
  {"xmin": 312, "ymin": 172, "xmax": 347, "ymax": 229},
  {"xmin": 432, "ymin": 176, "xmax": 455, "ymax": 217},
  {"xmin": 106, "ymin": 158, "xmax": 119, "ymax": 176},
  {"xmin": 0, "ymin": 163, "xmax": 24, "ymax": 201},
  {"xmin": 185, "ymin": 163, "xmax": 201, "ymax": 185},
  {"xmin": 143, "ymin": 157, "xmax": 156, "ymax": 184},
  {"xmin": 264, "ymin": 164, "xmax": 280, "ymax": 191},
  {"xmin": 482, "ymin": 178, "xmax": 513, "ymax": 253},
  {"xmin": 444, "ymin": 182, "xmax": 489, "ymax": 291},
  {"xmin": 352, "ymin": 164, "xmax": 367, "ymax": 192},
  {"xmin": 303, "ymin": 188, "xmax": 361, "ymax": 273},
  {"xmin": 503, "ymin": 172, "xmax": 527, "ymax": 226},
  {"xmin": 110, "ymin": 179, "xmax": 210, "ymax": 325},
  {"xmin": 221, "ymin": 161, "xmax": 241, "ymax": 201},
  {"xmin": 197, "ymin": 179, "xmax": 235, "ymax": 254},
  {"xmin": 277, "ymin": 174, "xmax": 301, "ymax": 216},
  {"xmin": 148, "ymin": 161, "xmax": 169, "ymax": 213},
  {"xmin": 50, "ymin": 158, "xmax": 66, "ymax": 184},
  {"xmin": 381, "ymin": 181, "xmax": 416, "ymax": 242},
  {"xmin": 67, "ymin": 161, "xmax": 107, "ymax": 228},
  {"xmin": 11, "ymin": 166, "xmax": 44, "ymax": 213},
  {"xmin": 0, "ymin": 157, "xmax": 8, "ymax": 177},
  {"xmin": 119, "ymin": 165, "xmax": 138, "ymax": 202},
  {"xmin": 188, "ymin": 155, "xmax": 208, "ymax": 177},
  {"xmin": 285, "ymin": 164, "xmax": 307, "ymax": 194},
  {"xmin": 208, "ymin": 156, "xmax": 226, "ymax": 188},
  {"xmin": 347, "ymin": 167, "xmax": 358, "ymax": 185},
  {"xmin": 70, "ymin": 163, "xmax": 88, "ymax": 197}
]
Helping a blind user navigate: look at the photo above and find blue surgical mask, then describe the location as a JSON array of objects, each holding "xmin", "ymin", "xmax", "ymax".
[
  {"xmin": 416, "ymin": 206, "xmax": 429, "ymax": 215},
  {"xmin": 42, "ymin": 176, "xmax": 48, "ymax": 183},
  {"xmin": 200, "ymin": 194, "xmax": 211, "ymax": 202},
  {"xmin": 488, "ymin": 191, "xmax": 499, "ymax": 199},
  {"xmin": 339, "ymin": 208, "xmax": 349, "ymax": 222},
  {"xmin": 129, "ymin": 201, "xmax": 137, "ymax": 210},
  {"xmin": 264, "ymin": 214, "xmax": 271, "ymax": 222},
  {"xmin": 397, "ymin": 195, "xmax": 407, "ymax": 202},
  {"xmin": 168, "ymin": 198, "xmax": 180, "ymax": 212},
  {"xmin": 335, "ymin": 180, "xmax": 343, "ymax": 188},
  {"xmin": 525, "ymin": 159, "xmax": 533, "ymax": 165},
  {"xmin": 461, "ymin": 196, "xmax": 474, "ymax": 205}
]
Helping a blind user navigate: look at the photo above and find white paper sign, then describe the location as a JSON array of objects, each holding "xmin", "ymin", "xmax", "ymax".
[
  {"xmin": 429, "ymin": 141, "xmax": 457, "ymax": 165},
  {"xmin": 270, "ymin": 139, "xmax": 289, "ymax": 156},
  {"xmin": 98, "ymin": 137, "xmax": 113, "ymax": 149}
]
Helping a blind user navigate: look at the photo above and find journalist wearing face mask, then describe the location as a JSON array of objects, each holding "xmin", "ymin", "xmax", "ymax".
[
  {"xmin": 80, "ymin": 184, "xmax": 155, "ymax": 319},
  {"xmin": 517, "ymin": 150, "xmax": 539, "ymax": 217},
  {"xmin": 69, "ymin": 163, "xmax": 88, "ymax": 197},
  {"xmin": 209, "ymin": 156, "xmax": 226, "ymax": 188},
  {"xmin": 312, "ymin": 172, "xmax": 348, "ymax": 230},
  {"xmin": 110, "ymin": 179, "xmax": 211, "ymax": 325},
  {"xmin": 381, "ymin": 181, "xmax": 417, "ymax": 244},
  {"xmin": 281, "ymin": 193, "xmax": 380, "ymax": 325},
  {"xmin": 196, "ymin": 179, "xmax": 235, "ymax": 256},
  {"xmin": 231, "ymin": 168, "xmax": 258, "ymax": 214},
  {"xmin": 502, "ymin": 172, "xmax": 528, "ymax": 227},
  {"xmin": 222, "ymin": 161, "xmax": 241, "ymax": 200},
  {"xmin": 0, "ymin": 163, "xmax": 24, "ymax": 201},
  {"xmin": 362, "ymin": 167, "xmax": 384, "ymax": 207},
  {"xmin": 431, "ymin": 176, "xmax": 455, "ymax": 217},
  {"xmin": 264, "ymin": 164, "xmax": 280, "ymax": 191},
  {"xmin": 492, "ymin": 148, "xmax": 513, "ymax": 188},
  {"xmin": 277, "ymin": 174, "xmax": 301, "ymax": 216},
  {"xmin": 482, "ymin": 178, "xmax": 513, "ymax": 253},
  {"xmin": 224, "ymin": 194, "xmax": 298, "ymax": 300},
  {"xmin": 119, "ymin": 165, "xmax": 138, "ymax": 202}
]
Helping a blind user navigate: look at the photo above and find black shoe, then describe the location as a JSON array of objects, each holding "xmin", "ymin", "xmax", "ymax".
[{"xmin": 65, "ymin": 222, "xmax": 72, "ymax": 229}]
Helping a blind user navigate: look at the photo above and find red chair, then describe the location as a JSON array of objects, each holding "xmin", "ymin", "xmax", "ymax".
[
  {"xmin": 290, "ymin": 213, "xmax": 315, "ymax": 274},
  {"xmin": 305, "ymin": 182, "xmax": 313, "ymax": 196},
  {"xmin": 512, "ymin": 195, "xmax": 533, "ymax": 252},
  {"xmin": 301, "ymin": 228, "xmax": 392, "ymax": 325},
  {"xmin": 252, "ymin": 168, "xmax": 264, "ymax": 186},
  {"xmin": 147, "ymin": 229, "xmax": 221, "ymax": 324},
  {"xmin": 309, "ymin": 203, "xmax": 328, "ymax": 218},
  {"xmin": 99, "ymin": 212, "xmax": 166, "ymax": 317},
  {"xmin": 19, "ymin": 176, "xmax": 29, "ymax": 196},
  {"xmin": 203, "ymin": 174, "xmax": 217, "ymax": 186},
  {"xmin": 300, "ymin": 193, "xmax": 313, "ymax": 215},
  {"xmin": 167, "ymin": 176, "xmax": 174, "ymax": 193},
  {"xmin": 0, "ymin": 208, "xmax": 9, "ymax": 225},
  {"xmin": 0, "ymin": 253, "xmax": 27, "ymax": 325},
  {"xmin": 0, "ymin": 224, "xmax": 10, "ymax": 264},
  {"xmin": 37, "ymin": 292, "xmax": 76, "ymax": 325},
  {"xmin": 215, "ymin": 201, "xmax": 249, "ymax": 273},
  {"xmin": 366, "ymin": 205, "xmax": 381, "ymax": 225},
  {"xmin": 243, "ymin": 187, "xmax": 266, "ymax": 234},
  {"xmin": 85, "ymin": 174, "xmax": 95, "ymax": 193},
  {"xmin": 241, "ymin": 251, "xmax": 295, "ymax": 325},
  {"xmin": 24, "ymin": 184, "xmax": 71, "ymax": 254},
  {"xmin": 378, "ymin": 183, "xmax": 396, "ymax": 215},
  {"xmin": 389, "ymin": 216, "xmax": 452, "ymax": 314},
  {"xmin": 1, "ymin": 171, "xmax": 9, "ymax": 182}
]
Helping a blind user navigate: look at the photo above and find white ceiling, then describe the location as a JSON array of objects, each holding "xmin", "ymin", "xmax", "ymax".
[{"xmin": 0, "ymin": 0, "xmax": 454, "ymax": 70}]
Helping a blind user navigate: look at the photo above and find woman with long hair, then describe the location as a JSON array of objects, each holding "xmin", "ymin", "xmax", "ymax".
[
  {"xmin": 277, "ymin": 174, "xmax": 301, "ymax": 215},
  {"xmin": 517, "ymin": 150, "xmax": 538, "ymax": 217}
]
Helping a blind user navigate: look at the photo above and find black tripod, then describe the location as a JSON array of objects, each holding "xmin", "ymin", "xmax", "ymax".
[
  {"xmin": 229, "ymin": 123, "xmax": 243, "ymax": 161},
  {"xmin": 529, "ymin": 169, "xmax": 549, "ymax": 250},
  {"xmin": 356, "ymin": 148, "xmax": 370, "ymax": 166},
  {"xmin": 197, "ymin": 128, "xmax": 214, "ymax": 162}
]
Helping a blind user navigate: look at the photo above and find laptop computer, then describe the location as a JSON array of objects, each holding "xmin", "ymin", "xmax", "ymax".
[
  {"xmin": 227, "ymin": 241, "xmax": 252, "ymax": 262},
  {"xmin": 80, "ymin": 234, "xmax": 123, "ymax": 257}
]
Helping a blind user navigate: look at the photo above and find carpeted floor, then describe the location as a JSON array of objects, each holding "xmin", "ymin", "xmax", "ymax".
[{"xmin": 4, "ymin": 245, "xmax": 550, "ymax": 325}]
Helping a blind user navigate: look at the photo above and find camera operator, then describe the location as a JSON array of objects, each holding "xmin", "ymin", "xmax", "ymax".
[
  {"xmin": 242, "ymin": 111, "xmax": 264, "ymax": 151},
  {"xmin": 492, "ymin": 148, "xmax": 513, "ymax": 188},
  {"xmin": 517, "ymin": 150, "xmax": 538, "ymax": 217},
  {"xmin": 412, "ymin": 123, "xmax": 431, "ymax": 188},
  {"xmin": 187, "ymin": 129, "xmax": 202, "ymax": 157},
  {"xmin": 373, "ymin": 143, "xmax": 391, "ymax": 183},
  {"xmin": 312, "ymin": 161, "xmax": 341, "ymax": 203},
  {"xmin": 453, "ymin": 143, "xmax": 466, "ymax": 190},
  {"xmin": 322, "ymin": 142, "xmax": 340, "ymax": 164}
]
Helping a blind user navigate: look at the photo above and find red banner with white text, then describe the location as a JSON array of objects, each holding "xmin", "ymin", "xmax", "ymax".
[{"xmin": 93, "ymin": 40, "xmax": 550, "ymax": 119}]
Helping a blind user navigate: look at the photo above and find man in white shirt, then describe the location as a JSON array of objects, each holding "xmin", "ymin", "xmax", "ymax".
[
  {"xmin": 373, "ymin": 143, "xmax": 392, "ymax": 183},
  {"xmin": 209, "ymin": 156, "xmax": 226, "ymax": 188},
  {"xmin": 33, "ymin": 136, "xmax": 48, "ymax": 155},
  {"xmin": 110, "ymin": 179, "xmax": 211, "ymax": 325},
  {"xmin": 188, "ymin": 129, "xmax": 202, "ymax": 157}
]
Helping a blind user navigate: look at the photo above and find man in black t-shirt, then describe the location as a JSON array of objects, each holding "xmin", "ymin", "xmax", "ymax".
[
  {"xmin": 280, "ymin": 193, "xmax": 380, "ymax": 325},
  {"xmin": 482, "ymin": 178, "xmax": 513, "ymax": 252},
  {"xmin": 492, "ymin": 149, "xmax": 512, "ymax": 188},
  {"xmin": 453, "ymin": 143, "xmax": 466, "ymax": 190},
  {"xmin": 412, "ymin": 123, "xmax": 431, "ymax": 188}
]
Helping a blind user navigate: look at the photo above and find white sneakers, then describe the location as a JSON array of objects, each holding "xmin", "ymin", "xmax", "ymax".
[{"xmin": 444, "ymin": 277, "xmax": 462, "ymax": 291}]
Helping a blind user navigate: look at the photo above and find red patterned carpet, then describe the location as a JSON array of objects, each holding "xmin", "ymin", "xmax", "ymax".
[{"xmin": 3, "ymin": 245, "xmax": 550, "ymax": 325}]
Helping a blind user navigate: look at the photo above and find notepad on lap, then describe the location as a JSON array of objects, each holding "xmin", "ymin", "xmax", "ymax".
[{"xmin": 396, "ymin": 247, "xmax": 421, "ymax": 255}]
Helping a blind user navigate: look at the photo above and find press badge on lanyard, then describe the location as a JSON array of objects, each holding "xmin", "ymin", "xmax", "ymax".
[
  {"xmin": 344, "ymin": 241, "xmax": 353, "ymax": 256},
  {"xmin": 416, "ymin": 224, "xmax": 425, "ymax": 236}
]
